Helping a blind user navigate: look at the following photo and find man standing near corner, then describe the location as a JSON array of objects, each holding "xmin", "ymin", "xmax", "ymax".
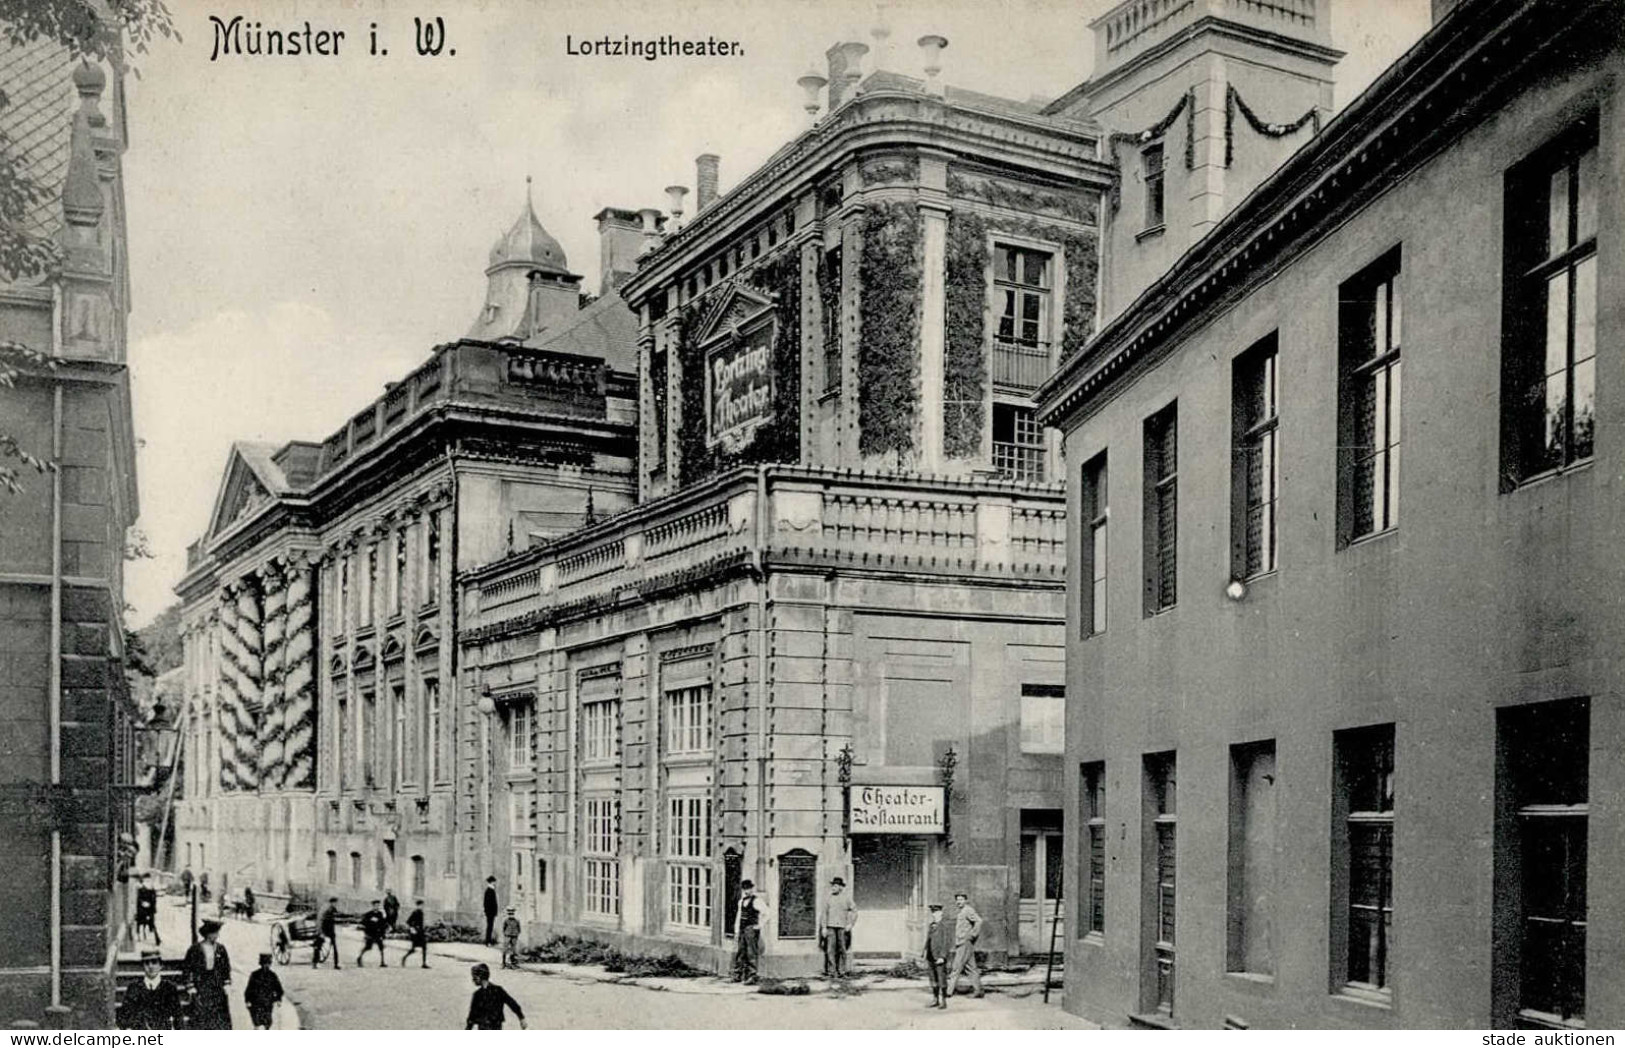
[
  {"xmin": 946, "ymin": 891, "xmax": 984, "ymax": 999},
  {"xmin": 482, "ymin": 876, "xmax": 500, "ymax": 947},
  {"xmin": 731, "ymin": 879, "xmax": 761, "ymax": 984},
  {"xmin": 819, "ymin": 876, "xmax": 857, "ymax": 978}
]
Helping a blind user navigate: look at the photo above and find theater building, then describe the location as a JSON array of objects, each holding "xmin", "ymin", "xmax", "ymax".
[
  {"xmin": 169, "ymin": 198, "xmax": 643, "ymax": 916},
  {"xmin": 1038, "ymin": 0, "xmax": 1623, "ymax": 1029}
]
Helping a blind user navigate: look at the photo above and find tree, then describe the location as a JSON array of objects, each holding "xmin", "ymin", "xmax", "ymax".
[{"xmin": 0, "ymin": 0, "xmax": 176, "ymax": 492}]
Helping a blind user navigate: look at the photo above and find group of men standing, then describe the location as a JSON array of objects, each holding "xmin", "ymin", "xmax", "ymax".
[{"xmin": 308, "ymin": 890, "xmax": 431, "ymax": 969}]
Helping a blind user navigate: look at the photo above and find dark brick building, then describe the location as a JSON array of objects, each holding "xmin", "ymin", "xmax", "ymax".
[{"xmin": 0, "ymin": 40, "xmax": 140, "ymax": 1029}]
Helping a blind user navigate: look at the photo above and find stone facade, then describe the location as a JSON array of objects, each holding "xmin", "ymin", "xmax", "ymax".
[
  {"xmin": 1039, "ymin": 0, "xmax": 1624, "ymax": 1030},
  {"xmin": 171, "ymin": 209, "xmax": 642, "ymax": 918},
  {"xmin": 0, "ymin": 41, "xmax": 138, "ymax": 1028}
]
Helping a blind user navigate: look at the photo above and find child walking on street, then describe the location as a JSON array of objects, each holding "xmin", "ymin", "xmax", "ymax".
[{"xmin": 500, "ymin": 907, "xmax": 522, "ymax": 969}]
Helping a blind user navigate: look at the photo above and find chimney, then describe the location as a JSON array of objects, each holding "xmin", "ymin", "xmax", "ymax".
[
  {"xmin": 594, "ymin": 207, "xmax": 646, "ymax": 291},
  {"xmin": 695, "ymin": 154, "xmax": 720, "ymax": 212},
  {"xmin": 825, "ymin": 42, "xmax": 852, "ymax": 111}
]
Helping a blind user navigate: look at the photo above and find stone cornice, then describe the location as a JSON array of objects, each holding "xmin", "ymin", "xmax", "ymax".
[
  {"xmin": 1037, "ymin": 0, "xmax": 1596, "ymax": 429},
  {"xmin": 622, "ymin": 89, "xmax": 1109, "ymax": 305}
]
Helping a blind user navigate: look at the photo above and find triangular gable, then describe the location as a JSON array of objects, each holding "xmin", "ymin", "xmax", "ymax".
[
  {"xmin": 693, "ymin": 284, "xmax": 776, "ymax": 348},
  {"xmin": 205, "ymin": 445, "xmax": 282, "ymax": 542}
]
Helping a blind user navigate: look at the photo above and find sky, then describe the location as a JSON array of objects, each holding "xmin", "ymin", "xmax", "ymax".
[{"xmin": 121, "ymin": 0, "xmax": 1433, "ymax": 626}]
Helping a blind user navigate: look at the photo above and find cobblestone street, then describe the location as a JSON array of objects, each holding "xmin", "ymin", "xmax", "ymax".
[{"xmin": 157, "ymin": 902, "xmax": 1090, "ymax": 1030}]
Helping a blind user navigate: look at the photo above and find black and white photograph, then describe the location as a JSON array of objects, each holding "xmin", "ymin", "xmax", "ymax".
[{"xmin": 0, "ymin": 0, "xmax": 1619, "ymax": 1033}]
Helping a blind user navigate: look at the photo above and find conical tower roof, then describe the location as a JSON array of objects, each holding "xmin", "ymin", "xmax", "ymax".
[{"xmin": 488, "ymin": 177, "xmax": 569, "ymax": 276}]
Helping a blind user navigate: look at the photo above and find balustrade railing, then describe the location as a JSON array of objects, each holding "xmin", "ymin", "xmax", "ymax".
[
  {"xmin": 644, "ymin": 503, "xmax": 730, "ymax": 559},
  {"xmin": 993, "ymin": 339, "xmax": 1052, "ymax": 392},
  {"xmin": 557, "ymin": 540, "xmax": 625, "ymax": 586}
]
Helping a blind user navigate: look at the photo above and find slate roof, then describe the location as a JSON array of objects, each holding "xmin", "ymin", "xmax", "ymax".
[{"xmin": 530, "ymin": 288, "xmax": 638, "ymax": 374}]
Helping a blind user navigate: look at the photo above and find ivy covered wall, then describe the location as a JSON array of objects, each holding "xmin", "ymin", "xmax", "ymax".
[
  {"xmin": 943, "ymin": 209, "xmax": 1100, "ymax": 459},
  {"xmin": 858, "ymin": 200, "xmax": 923, "ymax": 459},
  {"xmin": 673, "ymin": 248, "xmax": 803, "ymax": 486}
]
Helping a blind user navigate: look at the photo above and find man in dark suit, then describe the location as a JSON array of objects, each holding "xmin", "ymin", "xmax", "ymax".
[
  {"xmin": 401, "ymin": 898, "xmax": 430, "ymax": 969},
  {"xmin": 182, "ymin": 919, "xmax": 233, "ymax": 1029},
  {"xmin": 921, "ymin": 903, "xmax": 954, "ymax": 1009},
  {"xmin": 482, "ymin": 876, "xmax": 500, "ymax": 946},
  {"xmin": 358, "ymin": 899, "xmax": 389, "ymax": 967},
  {"xmin": 134, "ymin": 874, "xmax": 161, "ymax": 945},
  {"xmin": 316, "ymin": 897, "xmax": 341, "ymax": 969},
  {"xmin": 383, "ymin": 888, "xmax": 401, "ymax": 932},
  {"xmin": 118, "ymin": 949, "xmax": 184, "ymax": 1029}
]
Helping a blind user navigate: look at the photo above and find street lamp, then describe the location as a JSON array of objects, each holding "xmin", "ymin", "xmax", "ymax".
[{"xmin": 477, "ymin": 690, "xmax": 496, "ymax": 847}]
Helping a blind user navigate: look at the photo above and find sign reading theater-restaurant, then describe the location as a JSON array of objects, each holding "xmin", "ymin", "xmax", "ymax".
[{"xmin": 849, "ymin": 785, "xmax": 946, "ymax": 834}]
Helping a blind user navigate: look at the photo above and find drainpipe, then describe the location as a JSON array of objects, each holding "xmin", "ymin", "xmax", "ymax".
[
  {"xmin": 753, "ymin": 468, "xmax": 769, "ymax": 887},
  {"xmin": 50, "ymin": 385, "xmax": 63, "ymax": 1015}
]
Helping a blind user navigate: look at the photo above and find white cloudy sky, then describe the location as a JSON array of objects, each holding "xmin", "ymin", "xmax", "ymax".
[{"xmin": 122, "ymin": 0, "xmax": 1432, "ymax": 625}]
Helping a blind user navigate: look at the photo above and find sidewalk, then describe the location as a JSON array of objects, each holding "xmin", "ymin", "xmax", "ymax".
[
  {"xmin": 147, "ymin": 897, "xmax": 303, "ymax": 1029},
  {"xmin": 318, "ymin": 921, "xmax": 1060, "ymax": 998}
]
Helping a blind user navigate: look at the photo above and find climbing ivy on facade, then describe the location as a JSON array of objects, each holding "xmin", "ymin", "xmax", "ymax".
[{"xmin": 858, "ymin": 201, "xmax": 923, "ymax": 459}]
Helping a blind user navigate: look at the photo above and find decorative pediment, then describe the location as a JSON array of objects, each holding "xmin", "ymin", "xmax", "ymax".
[
  {"xmin": 352, "ymin": 644, "xmax": 376, "ymax": 672},
  {"xmin": 204, "ymin": 443, "xmax": 290, "ymax": 542},
  {"xmin": 413, "ymin": 624, "xmax": 440, "ymax": 652},
  {"xmin": 381, "ymin": 633, "xmax": 406, "ymax": 662},
  {"xmin": 693, "ymin": 283, "xmax": 776, "ymax": 348},
  {"xmin": 329, "ymin": 653, "xmax": 348, "ymax": 677}
]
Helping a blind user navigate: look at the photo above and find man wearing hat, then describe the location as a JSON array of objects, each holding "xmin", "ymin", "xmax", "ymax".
[
  {"xmin": 316, "ymin": 897, "xmax": 341, "ymax": 969},
  {"xmin": 358, "ymin": 898, "xmax": 389, "ymax": 967},
  {"xmin": 118, "ymin": 948, "xmax": 184, "ymax": 1029},
  {"xmin": 921, "ymin": 903, "xmax": 954, "ymax": 1009},
  {"xmin": 244, "ymin": 951, "xmax": 285, "ymax": 1029},
  {"xmin": 465, "ymin": 962, "xmax": 527, "ymax": 1030},
  {"xmin": 730, "ymin": 879, "xmax": 761, "ymax": 984},
  {"xmin": 482, "ymin": 876, "xmax": 500, "ymax": 946},
  {"xmin": 401, "ymin": 897, "xmax": 431, "ymax": 969},
  {"xmin": 945, "ymin": 891, "xmax": 984, "ymax": 999},
  {"xmin": 819, "ymin": 876, "xmax": 858, "ymax": 978},
  {"xmin": 500, "ymin": 906, "xmax": 522, "ymax": 970},
  {"xmin": 134, "ymin": 873, "xmax": 161, "ymax": 945},
  {"xmin": 182, "ymin": 919, "xmax": 234, "ymax": 1029}
]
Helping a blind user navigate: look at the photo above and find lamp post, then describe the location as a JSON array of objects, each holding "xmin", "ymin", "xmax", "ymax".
[{"xmin": 477, "ymin": 690, "xmax": 496, "ymax": 849}]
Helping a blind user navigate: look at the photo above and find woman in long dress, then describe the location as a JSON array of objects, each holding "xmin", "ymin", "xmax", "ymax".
[{"xmin": 182, "ymin": 919, "xmax": 234, "ymax": 1029}]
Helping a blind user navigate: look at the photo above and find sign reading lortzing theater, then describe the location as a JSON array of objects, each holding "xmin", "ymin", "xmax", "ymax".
[
  {"xmin": 849, "ymin": 785, "xmax": 945, "ymax": 834},
  {"xmin": 705, "ymin": 317, "xmax": 774, "ymax": 448}
]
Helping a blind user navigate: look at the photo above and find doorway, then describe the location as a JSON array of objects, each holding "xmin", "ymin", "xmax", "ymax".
[
  {"xmin": 851, "ymin": 836, "xmax": 926, "ymax": 957},
  {"xmin": 1018, "ymin": 809, "xmax": 1064, "ymax": 954}
]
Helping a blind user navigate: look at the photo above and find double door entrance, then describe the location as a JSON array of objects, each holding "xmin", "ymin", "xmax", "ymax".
[
  {"xmin": 851, "ymin": 836, "xmax": 927, "ymax": 957},
  {"xmin": 1018, "ymin": 812, "xmax": 1065, "ymax": 954}
]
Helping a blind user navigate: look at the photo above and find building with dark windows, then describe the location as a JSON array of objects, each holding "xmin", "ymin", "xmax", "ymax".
[
  {"xmin": 456, "ymin": 5, "xmax": 1334, "ymax": 976},
  {"xmin": 1037, "ymin": 0, "xmax": 1622, "ymax": 1029},
  {"xmin": 0, "ymin": 39, "xmax": 138, "ymax": 1027},
  {"xmin": 169, "ymin": 195, "xmax": 643, "ymax": 918}
]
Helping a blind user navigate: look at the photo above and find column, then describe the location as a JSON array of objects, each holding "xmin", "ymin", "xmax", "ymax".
[
  {"xmin": 257, "ymin": 561, "xmax": 287, "ymax": 790},
  {"xmin": 217, "ymin": 584, "xmax": 243, "ymax": 792},
  {"xmin": 918, "ymin": 202, "xmax": 949, "ymax": 472}
]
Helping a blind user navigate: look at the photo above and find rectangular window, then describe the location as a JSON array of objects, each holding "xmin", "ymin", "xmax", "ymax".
[
  {"xmin": 361, "ymin": 545, "xmax": 376, "ymax": 627},
  {"xmin": 1232, "ymin": 336, "xmax": 1280, "ymax": 579},
  {"xmin": 1145, "ymin": 752, "xmax": 1177, "ymax": 1015},
  {"xmin": 423, "ymin": 511, "xmax": 441, "ymax": 607},
  {"xmin": 411, "ymin": 855, "xmax": 426, "ymax": 897},
  {"xmin": 509, "ymin": 702, "xmax": 533, "ymax": 770},
  {"xmin": 1498, "ymin": 699, "xmax": 1588, "ymax": 1028},
  {"xmin": 993, "ymin": 245, "xmax": 1053, "ymax": 393},
  {"xmin": 1081, "ymin": 452, "xmax": 1108, "ymax": 636},
  {"xmin": 391, "ymin": 681, "xmax": 406, "ymax": 790},
  {"xmin": 1502, "ymin": 118, "xmax": 1598, "ymax": 486},
  {"xmin": 666, "ymin": 794, "xmax": 714, "ymax": 930},
  {"xmin": 1339, "ymin": 251, "xmax": 1403, "ymax": 544},
  {"xmin": 583, "ymin": 795, "xmax": 621, "ymax": 918},
  {"xmin": 822, "ymin": 245, "xmax": 843, "ymax": 394},
  {"xmin": 1143, "ymin": 144, "xmax": 1165, "ymax": 230},
  {"xmin": 337, "ymin": 694, "xmax": 350, "ymax": 791},
  {"xmin": 1019, "ymin": 683, "xmax": 1065, "ymax": 755},
  {"xmin": 326, "ymin": 850, "xmax": 338, "ymax": 884},
  {"xmin": 349, "ymin": 851, "xmax": 361, "ymax": 889},
  {"xmin": 1226, "ymin": 740, "xmax": 1277, "ymax": 977},
  {"xmin": 1081, "ymin": 762, "xmax": 1105, "ymax": 937},
  {"xmin": 1332, "ymin": 723, "xmax": 1394, "ymax": 999},
  {"xmin": 390, "ymin": 529, "xmax": 406, "ymax": 617},
  {"xmin": 993, "ymin": 403, "xmax": 1046, "ymax": 481},
  {"xmin": 336, "ymin": 557, "xmax": 349, "ymax": 635},
  {"xmin": 651, "ymin": 345, "xmax": 669, "ymax": 473},
  {"xmin": 425, "ymin": 678, "xmax": 442, "ymax": 784},
  {"xmin": 508, "ymin": 789, "xmax": 530, "ymax": 838},
  {"xmin": 1143, "ymin": 404, "xmax": 1178, "ymax": 615},
  {"xmin": 582, "ymin": 699, "xmax": 619, "ymax": 763},
  {"xmin": 665, "ymin": 684, "xmax": 713, "ymax": 757}
]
